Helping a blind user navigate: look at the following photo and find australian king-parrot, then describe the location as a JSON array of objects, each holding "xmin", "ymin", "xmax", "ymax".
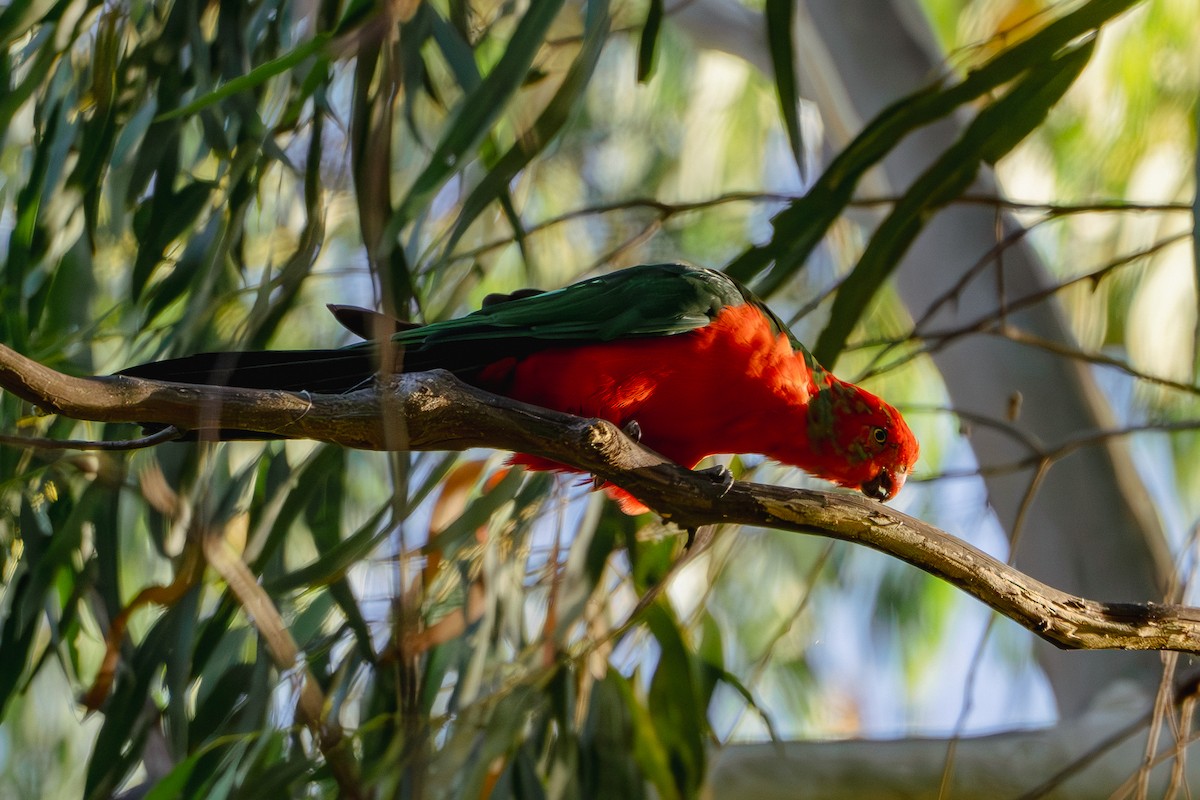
[{"xmin": 119, "ymin": 263, "xmax": 919, "ymax": 510}]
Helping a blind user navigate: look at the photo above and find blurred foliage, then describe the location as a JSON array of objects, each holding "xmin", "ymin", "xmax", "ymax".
[
  {"xmin": 0, "ymin": 0, "xmax": 1192, "ymax": 798},
  {"xmin": 922, "ymin": 0, "xmax": 1200, "ymax": 507}
]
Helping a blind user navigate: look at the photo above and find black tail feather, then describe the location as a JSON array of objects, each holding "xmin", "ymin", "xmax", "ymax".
[
  {"xmin": 117, "ymin": 348, "xmax": 378, "ymax": 394},
  {"xmin": 326, "ymin": 305, "xmax": 420, "ymax": 341},
  {"xmin": 116, "ymin": 347, "xmax": 384, "ymax": 440}
]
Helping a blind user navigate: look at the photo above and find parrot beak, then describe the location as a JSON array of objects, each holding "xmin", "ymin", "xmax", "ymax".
[{"xmin": 861, "ymin": 469, "xmax": 902, "ymax": 501}]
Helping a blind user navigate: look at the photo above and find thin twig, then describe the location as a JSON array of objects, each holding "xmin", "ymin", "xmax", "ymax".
[
  {"xmin": 0, "ymin": 425, "xmax": 184, "ymax": 451},
  {"xmin": 443, "ymin": 191, "xmax": 1190, "ymax": 267},
  {"xmin": 853, "ymin": 231, "xmax": 1192, "ymax": 380}
]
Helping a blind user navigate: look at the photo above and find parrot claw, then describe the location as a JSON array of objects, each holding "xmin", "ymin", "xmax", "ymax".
[{"xmin": 694, "ymin": 464, "xmax": 734, "ymax": 496}]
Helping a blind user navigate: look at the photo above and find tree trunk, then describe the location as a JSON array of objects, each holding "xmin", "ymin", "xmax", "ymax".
[{"xmin": 675, "ymin": 0, "xmax": 1172, "ymax": 718}]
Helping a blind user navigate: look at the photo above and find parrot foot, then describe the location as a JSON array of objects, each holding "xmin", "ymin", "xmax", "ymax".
[{"xmin": 694, "ymin": 464, "xmax": 734, "ymax": 496}]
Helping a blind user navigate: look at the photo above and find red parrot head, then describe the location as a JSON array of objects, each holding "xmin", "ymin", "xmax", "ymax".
[{"xmin": 801, "ymin": 378, "xmax": 919, "ymax": 501}]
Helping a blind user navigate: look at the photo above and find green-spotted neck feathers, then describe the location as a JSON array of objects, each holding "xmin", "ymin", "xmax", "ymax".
[{"xmin": 798, "ymin": 374, "xmax": 919, "ymax": 500}]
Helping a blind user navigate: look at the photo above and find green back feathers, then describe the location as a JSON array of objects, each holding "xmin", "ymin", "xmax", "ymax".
[
  {"xmin": 394, "ymin": 264, "xmax": 741, "ymax": 346},
  {"xmin": 394, "ymin": 263, "xmax": 807, "ymax": 352}
]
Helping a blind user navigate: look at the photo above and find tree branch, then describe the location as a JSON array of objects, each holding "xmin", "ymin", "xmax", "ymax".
[{"xmin": 3, "ymin": 343, "xmax": 1200, "ymax": 655}]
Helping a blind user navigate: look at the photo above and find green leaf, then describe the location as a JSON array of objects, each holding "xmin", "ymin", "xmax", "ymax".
[
  {"xmin": 645, "ymin": 602, "xmax": 706, "ymax": 799},
  {"xmin": 725, "ymin": 0, "xmax": 1140, "ymax": 297},
  {"xmin": 142, "ymin": 748, "xmax": 202, "ymax": 800},
  {"xmin": 38, "ymin": 237, "xmax": 96, "ymax": 342},
  {"xmin": 459, "ymin": 684, "xmax": 541, "ymax": 799},
  {"xmin": 0, "ymin": 574, "xmax": 39, "ymax": 719},
  {"xmin": 265, "ymin": 500, "xmax": 390, "ymax": 592},
  {"xmin": 389, "ymin": 0, "xmax": 568, "ymax": 236},
  {"xmin": 0, "ymin": 0, "xmax": 56, "ymax": 47},
  {"xmin": 70, "ymin": 6, "xmax": 123, "ymax": 243},
  {"xmin": 142, "ymin": 211, "xmax": 224, "ymax": 327},
  {"xmin": 581, "ymin": 671, "xmax": 646, "ymax": 799},
  {"xmin": 334, "ymin": 0, "xmax": 376, "ymax": 34},
  {"xmin": 631, "ymin": 536, "xmax": 677, "ymax": 594},
  {"xmin": 636, "ymin": 0, "xmax": 663, "ymax": 83},
  {"xmin": 766, "ymin": 0, "xmax": 803, "ymax": 170},
  {"xmin": 425, "ymin": 466, "xmax": 526, "ymax": 560},
  {"xmin": 85, "ymin": 605, "xmax": 189, "ymax": 799},
  {"xmin": 610, "ymin": 667, "xmax": 677, "ymax": 800},
  {"xmin": 131, "ymin": 179, "xmax": 216, "ymax": 302},
  {"xmin": 812, "ymin": 38, "xmax": 1096, "ymax": 367},
  {"xmin": 191, "ymin": 447, "xmax": 331, "ymax": 680},
  {"xmin": 189, "ymin": 662, "xmax": 258, "ymax": 744},
  {"xmin": 154, "ymin": 33, "xmax": 331, "ymax": 122},
  {"xmin": 488, "ymin": 738, "xmax": 548, "ymax": 800},
  {"xmin": 3, "ymin": 90, "xmax": 63, "ymax": 349},
  {"xmin": 0, "ymin": 27, "xmax": 57, "ymax": 148},
  {"xmin": 16, "ymin": 480, "xmax": 91, "ymax": 636},
  {"xmin": 440, "ymin": 0, "xmax": 610, "ymax": 260},
  {"xmin": 231, "ymin": 748, "xmax": 313, "ymax": 799},
  {"xmin": 431, "ymin": 8, "xmax": 482, "ymax": 94},
  {"xmin": 248, "ymin": 445, "xmax": 339, "ymax": 574},
  {"xmin": 419, "ymin": 632, "xmax": 467, "ymax": 716},
  {"xmin": 691, "ymin": 610, "xmax": 723, "ymax": 710}
]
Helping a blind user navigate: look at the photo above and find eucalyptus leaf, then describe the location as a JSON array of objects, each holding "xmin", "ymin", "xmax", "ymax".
[
  {"xmin": 813, "ymin": 38, "xmax": 1095, "ymax": 366},
  {"xmin": 726, "ymin": 0, "xmax": 1139, "ymax": 298},
  {"xmin": 766, "ymin": 0, "xmax": 803, "ymax": 171}
]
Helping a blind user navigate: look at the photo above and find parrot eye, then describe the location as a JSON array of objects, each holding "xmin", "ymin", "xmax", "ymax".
[{"xmin": 871, "ymin": 427, "xmax": 888, "ymax": 445}]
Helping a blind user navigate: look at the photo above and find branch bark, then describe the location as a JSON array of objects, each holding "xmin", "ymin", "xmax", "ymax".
[{"xmin": 3, "ymin": 342, "xmax": 1199, "ymax": 655}]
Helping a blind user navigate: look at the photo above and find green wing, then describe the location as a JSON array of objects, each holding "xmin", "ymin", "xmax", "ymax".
[
  {"xmin": 396, "ymin": 263, "xmax": 751, "ymax": 348},
  {"xmin": 117, "ymin": 263, "xmax": 812, "ymax": 398}
]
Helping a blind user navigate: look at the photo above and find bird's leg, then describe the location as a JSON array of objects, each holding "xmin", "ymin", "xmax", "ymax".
[
  {"xmin": 693, "ymin": 464, "xmax": 735, "ymax": 496},
  {"xmin": 683, "ymin": 465, "xmax": 732, "ymax": 549}
]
